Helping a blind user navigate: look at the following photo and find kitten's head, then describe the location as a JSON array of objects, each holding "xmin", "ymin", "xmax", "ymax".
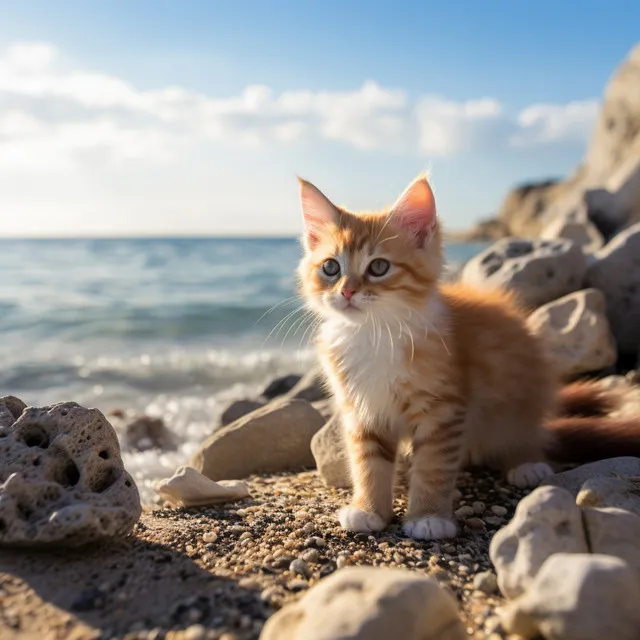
[{"xmin": 297, "ymin": 175, "xmax": 443, "ymax": 325}]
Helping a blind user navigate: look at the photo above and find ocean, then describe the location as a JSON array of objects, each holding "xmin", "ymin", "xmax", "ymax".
[{"xmin": 0, "ymin": 237, "xmax": 485, "ymax": 502}]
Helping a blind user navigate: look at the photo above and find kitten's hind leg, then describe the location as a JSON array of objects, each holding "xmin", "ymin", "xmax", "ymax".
[
  {"xmin": 339, "ymin": 421, "xmax": 397, "ymax": 534},
  {"xmin": 403, "ymin": 403, "xmax": 467, "ymax": 541},
  {"xmin": 506, "ymin": 462, "xmax": 553, "ymax": 488}
]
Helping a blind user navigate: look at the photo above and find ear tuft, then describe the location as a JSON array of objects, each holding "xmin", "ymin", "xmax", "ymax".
[
  {"xmin": 390, "ymin": 175, "xmax": 437, "ymax": 247},
  {"xmin": 298, "ymin": 178, "xmax": 338, "ymax": 250}
]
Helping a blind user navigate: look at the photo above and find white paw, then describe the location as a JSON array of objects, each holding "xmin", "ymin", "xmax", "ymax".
[
  {"xmin": 507, "ymin": 462, "xmax": 553, "ymax": 488},
  {"xmin": 338, "ymin": 506, "xmax": 386, "ymax": 533},
  {"xmin": 403, "ymin": 516, "xmax": 457, "ymax": 540}
]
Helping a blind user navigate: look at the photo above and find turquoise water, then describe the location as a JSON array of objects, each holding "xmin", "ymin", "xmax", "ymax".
[{"xmin": 0, "ymin": 237, "xmax": 485, "ymax": 499}]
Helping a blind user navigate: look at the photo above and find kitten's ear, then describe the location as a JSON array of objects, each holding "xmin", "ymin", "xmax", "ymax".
[
  {"xmin": 298, "ymin": 178, "xmax": 338, "ymax": 250},
  {"xmin": 390, "ymin": 175, "xmax": 437, "ymax": 247}
]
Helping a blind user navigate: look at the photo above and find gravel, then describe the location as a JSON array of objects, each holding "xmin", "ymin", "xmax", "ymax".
[{"xmin": 0, "ymin": 467, "xmax": 527, "ymax": 639}]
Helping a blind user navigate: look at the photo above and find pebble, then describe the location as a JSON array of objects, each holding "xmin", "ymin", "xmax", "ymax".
[
  {"xmin": 202, "ymin": 532, "xmax": 218, "ymax": 543},
  {"xmin": 455, "ymin": 505, "xmax": 475, "ymax": 518},
  {"xmin": 473, "ymin": 570, "xmax": 499, "ymax": 595},
  {"xmin": 490, "ymin": 505, "xmax": 507, "ymax": 517},
  {"xmin": 464, "ymin": 518, "xmax": 486, "ymax": 531},
  {"xmin": 483, "ymin": 516, "xmax": 503, "ymax": 526},
  {"xmin": 336, "ymin": 555, "xmax": 348, "ymax": 569},
  {"xmin": 472, "ymin": 501, "xmax": 486, "ymax": 514},
  {"xmin": 302, "ymin": 549, "xmax": 320, "ymax": 563},
  {"xmin": 289, "ymin": 559, "xmax": 311, "ymax": 578},
  {"xmin": 184, "ymin": 625, "xmax": 206, "ymax": 640}
]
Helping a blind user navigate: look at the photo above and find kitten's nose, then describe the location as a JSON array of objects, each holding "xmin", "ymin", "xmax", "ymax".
[{"xmin": 341, "ymin": 289, "xmax": 356, "ymax": 301}]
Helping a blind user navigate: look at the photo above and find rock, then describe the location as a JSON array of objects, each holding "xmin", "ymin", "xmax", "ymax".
[
  {"xmin": 310, "ymin": 415, "xmax": 350, "ymax": 489},
  {"xmin": 0, "ymin": 397, "xmax": 141, "ymax": 546},
  {"xmin": 577, "ymin": 475, "xmax": 640, "ymax": 517},
  {"xmin": 311, "ymin": 399, "xmax": 334, "ymax": 422},
  {"xmin": 489, "ymin": 486, "xmax": 588, "ymax": 598},
  {"xmin": 585, "ymin": 43, "xmax": 640, "ymax": 186},
  {"xmin": 461, "ymin": 238, "xmax": 587, "ymax": 309},
  {"xmin": 495, "ymin": 179, "xmax": 566, "ymax": 237},
  {"xmin": 191, "ymin": 398, "xmax": 326, "ymax": 481},
  {"xmin": 260, "ymin": 566, "xmax": 467, "ymax": 640},
  {"xmin": 586, "ymin": 222, "xmax": 640, "ymax": 353},
  {"xmin": 286, "ymin": 368, "xmax": 329, "ymax": 403},
  {"xmin": 262, "ymin": 374, "xmax": 302, "ymax": 400},
  {"xmin": 473, "ymin": 570, "xmax": 498, "ymax": 595},
  {"xmin": 526, "ymin": 288, "xmax": 617, "ymax": 378},
  {"xmin": 542, "ymin": 457, "xmax": 640, "ymax": 495},
  {"xmin": 541, "ymin": 205, "xmax": 604, "ymax": 253},
  {"xmin": 123, "ymin": 414, "xmax": 176, "ymax": 451},
  {"xmin": 583, "ymin": 507, "xmax": 640, "ymax": 575},
  {"xmin": 154, "ymin": 466, "xmax": 250, "ymax": 507},
  {"xmin": 500, "ymin": 553, "xmax": 640, "ymax": 640},
  {"xmin": 220, "ymin": 400, "xmax": 265, "ymax": 427}
]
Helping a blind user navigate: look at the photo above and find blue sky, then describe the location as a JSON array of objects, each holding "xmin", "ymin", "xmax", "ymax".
[{"xmin": 0, "ymin": 0, "xmax": 638, "ymax": 236}]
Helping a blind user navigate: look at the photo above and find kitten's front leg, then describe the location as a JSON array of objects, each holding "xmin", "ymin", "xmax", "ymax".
[
  {"xmin": 339, "ymin": 415, "xmax": 397, "ymax": 534},
  {"xmin": 404, "ymin": 404, "xmax": 466, "ymax": 541}
]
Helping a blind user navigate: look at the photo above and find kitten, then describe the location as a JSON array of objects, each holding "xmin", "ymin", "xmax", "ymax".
[{"xmin": 297, "ymin": 174, "xmax": 640, "ymax": 540}]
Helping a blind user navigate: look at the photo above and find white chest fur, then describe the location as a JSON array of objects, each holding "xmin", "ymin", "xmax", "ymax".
[{"xmin": 319, "ymin": 319, "xmax": 407, "ymax": 424}]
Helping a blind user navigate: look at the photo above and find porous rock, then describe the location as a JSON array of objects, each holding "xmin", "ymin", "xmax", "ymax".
[
  {"xmin": 489, "ymin": 486, "xmax": 588, "ymax": 598},
  {"xmin": 541, "ymin": 205, "xmax": 604, "ymax": 253},
  {"xmin": 577, "ymin": 475, "xmax": 640, "ymax": 517},
  {"xmin": 260, "ymin": 566, "xmax": 467, "ymax": 640},
  {"xmin": 310, "ymin": 415, "xmax": 350, "ymax": 489},
  {"xmin": 220, "ymin": 400, "xmax": 265, "ymax": 427},
  {"xmin": 582, "ymin": 507, "xmax": 640, "ymax": 575},
  {"xmin": 500, "ymin": 553, "xmax": 640, "ymax": 640},
  {"xmin": 461, "ymin": 238, "xmax": 587, "ymax": 309},
  {"xmin": 191, "ymin": 398, "xmax": 326, "ymax": 481},
  {"xmin": 542, "ymin": 456, "xmax": 640, "ymax": 495},
  {"xmin": 586, "ymin": 222, "xmax": 640, "ymax": 353},
  {"xmin": 527, "ymin": 288, "xmax": 617, "ymax": 378},
  {"xmin": 154, "ymin": 466, "xmax": 249, "ymax": 507},
  {"xmin": 0, "ymin": 397, "xmax": 141, "ymax": 546}
]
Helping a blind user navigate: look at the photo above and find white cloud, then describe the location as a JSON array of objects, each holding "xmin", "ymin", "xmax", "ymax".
[{"xmin": 0, "ymin": 41, "xmax": 599, "ymax": 171}]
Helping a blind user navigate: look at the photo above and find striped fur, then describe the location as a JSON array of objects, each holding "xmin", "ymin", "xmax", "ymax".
[{"xmin": 297, "ymin": 175, "xmax": 640, "ymax": 540}]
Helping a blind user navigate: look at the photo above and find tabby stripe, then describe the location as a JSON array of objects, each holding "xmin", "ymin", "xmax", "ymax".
[{"xmin": 350, "ymin": 431, "xmax": 396, "ymax": 463}]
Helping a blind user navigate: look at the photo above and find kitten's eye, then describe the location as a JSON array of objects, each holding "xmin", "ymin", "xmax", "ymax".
[
  {"xmin": 322, "ymin": 259, "xmax": 341, "ymax": 277},
  {"xmin": 367, "ymin": 258, "xmax": 390, "ymax": 277}
]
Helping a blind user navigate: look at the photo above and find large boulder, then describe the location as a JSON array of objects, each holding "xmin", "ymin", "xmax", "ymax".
[
  {"xmin": 585, "ymin": 44, "xmax": 640, "ymax": 185},
  {"xmin": 489, "ymin": 486, "xmax": 588, "ymax": 598},
  {"xmin": 585, "ymin": 222, "xmax": 640, "ymax": 353},
  {"xmin": 540, "ymin": 204, "xmax": 604, "ymax": 253},
  {"xmin": 500, "ymin": 553, "xmax": 640, "ymax": 640},
  {"xmin": 542, "ymin": 457, "xmax": 640, "ymax": 495},
  {"xmin": 260, "ymin": 566, "xmax": 467, "ymax": 640},
  {"xmin": 577, "ymin": 475, "xmax": 640, "ymax": 518},
  {"xmin": 461, "ymin": 238, "xmax": 587, "ymax": 309},
  {"xmin": 527, "ymin": 288, "xmax": 617, "ymax": 378},
  {"xmin": 0, "ymin": 397, "xmax": 141, "ymax": 547},
  {"xmin": 191, "ymin": 398, "xmax": 326, "ymax": 480}
]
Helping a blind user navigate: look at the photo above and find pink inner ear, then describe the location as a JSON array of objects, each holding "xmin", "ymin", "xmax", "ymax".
[
  {"xmin": 390, "ymin": 177, "xmax": 437, "ymax": 247},
  {"xmin": 299, "ymin": 179, "xmax": 337, "ymax": 250}
]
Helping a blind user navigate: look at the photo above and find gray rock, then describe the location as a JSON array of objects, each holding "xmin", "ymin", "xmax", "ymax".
[
  {"xmin": 0, "ymin": 397, "xmax": 141, "ymax": 547},
  {"xmin": 310, "ymin": 415, "xmax": 351, "ymax": 489},
  {"xmin": 461, "ymin": 237, "xmax": 587, "ymax": 309},
  {"xmin": 542, "ymin": 457, "xmax": 640, "ymax": 495},
  {"xmin": 489, "ymin": 486, "xmax": 588, "ymax": 598},
  {"xmin": 220, "ymin": 400, "xmax": 265, "ymax": 427},
  {"xmin": 473, "ymin": 570, "xmax": 498, "ymax": 595},
  {"xmin": 286, "ymin": 368, "xmax": 329, "ymax": 403},
  {"xmin": 500, "ymin": 553, "xmax": 640, "ymax": 640},
  {"xmin": 122, "ymin": 414, "xmax": 176, "ymax": 451},
  {"xmin": 262, "ymin": 374, "xmax": 302, "ymax": 400},
  {"xmin": 191, "ymin": 398, "xmax": 326, "ymax": 481},
  {"xmin": 260, "ymin": 566, "xmax": 467, "ymax": 640},
  {"xmin": 541, "ymin": 205, "xmax": 604, "ymax": 253},
  {"xmin": 577, "ymin": 475, "xmax": 640, "ymax": 517},
  {"xmin": 583, "ymin": 507, "xmax": 640, "ymax": 576},
  {"xmin": 586, "ymin": 222, "xmax": 640, "ymax": 352},
  {"xmin": 527, "ymin": 288, "xmax": 617, "ymax": 378}
]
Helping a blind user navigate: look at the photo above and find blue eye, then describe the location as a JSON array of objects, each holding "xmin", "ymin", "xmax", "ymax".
[
  {"xmin": 322, "ymin": 259, "xmax": 340, "ymax": 277},
  {"xmin": 367, "ymin": 259, "xmax": 390, "ymax": 277}
]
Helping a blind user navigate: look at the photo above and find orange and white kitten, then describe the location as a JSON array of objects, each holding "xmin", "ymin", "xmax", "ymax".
[{"xmin": 297, "ymin": 175, "xmax": 557, "ymax": 540}]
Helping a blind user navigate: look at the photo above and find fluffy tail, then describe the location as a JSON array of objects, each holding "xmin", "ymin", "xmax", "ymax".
[{"xmin": 545, "ymin": 381, "xmax": 640, "ymax": 463}]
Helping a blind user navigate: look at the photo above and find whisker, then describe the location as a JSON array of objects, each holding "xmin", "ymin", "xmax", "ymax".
[{"xmin": 255, "ymin": 296, "xmax": 299, "ymax": 324}]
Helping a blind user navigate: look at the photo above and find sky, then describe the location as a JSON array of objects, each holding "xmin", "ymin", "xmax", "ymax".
[{"xmin": 0, "ymin": 1, "xmax": 638, "ymax": 237}]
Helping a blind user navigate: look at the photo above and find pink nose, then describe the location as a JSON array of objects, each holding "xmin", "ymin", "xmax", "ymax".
[{"xmin": 342, "ymin": 289, "xmax": 356, "ymax": 301}]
